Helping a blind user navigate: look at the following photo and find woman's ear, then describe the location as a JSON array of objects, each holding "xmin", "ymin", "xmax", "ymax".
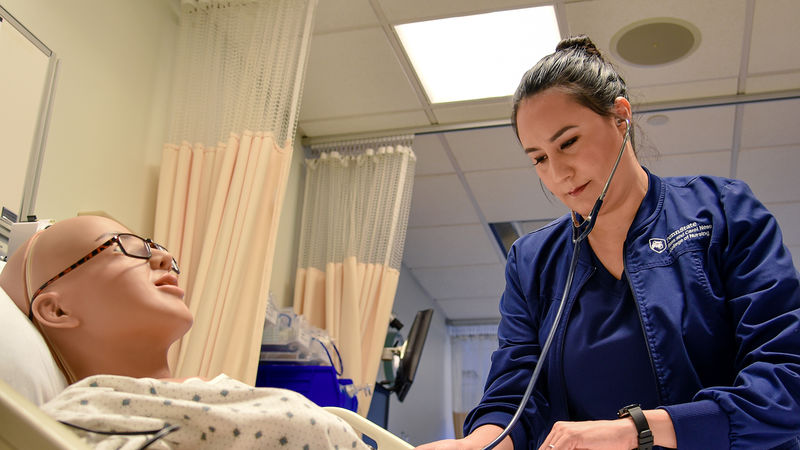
[
  {"xmin": 32, "ymin": 292, "xmax": 80, "ymax": 329},
  {"xmin": 613, "ymin": 97, "xmax": 632, "ymax": 125}
]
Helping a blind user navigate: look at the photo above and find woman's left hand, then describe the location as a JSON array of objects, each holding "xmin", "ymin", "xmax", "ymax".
[{"xmin": 538, "ymin": 419, "xmax": 637, "ymax": 450}]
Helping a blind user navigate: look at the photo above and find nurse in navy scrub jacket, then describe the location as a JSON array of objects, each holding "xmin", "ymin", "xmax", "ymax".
[{"xmin": 416, "ymin": 35, "xmax": 800, "ymax": 450}]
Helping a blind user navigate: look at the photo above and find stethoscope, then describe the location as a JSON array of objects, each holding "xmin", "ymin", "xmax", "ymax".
[{"xmin": 483, "ymin": 118, "xmax": 631, "ymax": 450}]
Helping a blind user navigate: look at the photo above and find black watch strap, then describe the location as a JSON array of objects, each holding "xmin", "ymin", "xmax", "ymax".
[{"xmin": 617, "ymin": 404, "xmax": 653, "ymax": 450}]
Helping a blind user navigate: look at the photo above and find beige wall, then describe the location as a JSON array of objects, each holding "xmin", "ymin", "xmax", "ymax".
[
  {"xmin": 2, "ymin": 0, "xmax": 178, "ymax": 235},
  {"xmin": 2, "ymin": 0, "xmax": 306, "ymax": 307},
  {"xmin": 270, "ymin": 140, "xmax": 305, "ymax": 309}
]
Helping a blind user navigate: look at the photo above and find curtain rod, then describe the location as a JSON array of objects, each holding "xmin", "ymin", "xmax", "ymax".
[{"xmin": 301, "ymin": 89, "xmax": 800, "ymax": 147}]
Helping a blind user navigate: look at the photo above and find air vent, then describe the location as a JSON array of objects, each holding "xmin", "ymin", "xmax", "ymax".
[{"xmin": 612, "ymin": 19, "xmax": 700, "ymax": 66}]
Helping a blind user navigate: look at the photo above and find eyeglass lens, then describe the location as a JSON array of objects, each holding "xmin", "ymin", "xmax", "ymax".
[{"xmin": 117, "ymin": 234, "xmax": 180, "ymax": 273}]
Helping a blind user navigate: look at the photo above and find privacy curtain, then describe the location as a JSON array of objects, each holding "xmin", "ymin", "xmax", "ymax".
[
  {"xmin": 152, "ymin": 0, "xmax": 316, "ymax": 384},
  {"xmin": 450, "ymin": 324, "xmax": 498, "ymax": 438},
  {"xmin": 294, "ymin": 136, "xmax": 416, "ymax": 415}
]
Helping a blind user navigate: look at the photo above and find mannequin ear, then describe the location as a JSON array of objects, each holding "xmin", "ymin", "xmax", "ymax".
[{"xmin": 32, "ymin": 292, "xmax": 80, "ymax": 329}]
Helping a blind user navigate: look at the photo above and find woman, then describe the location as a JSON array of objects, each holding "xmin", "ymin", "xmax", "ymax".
[{"xmin": 419, "ymin": 36, "xmax": 800, "ymax": 450}]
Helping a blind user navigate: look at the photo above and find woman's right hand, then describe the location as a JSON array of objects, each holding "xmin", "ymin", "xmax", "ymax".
[{"xmin": 415, "ymin": 425, "xmax": 513, "ymax": 450}]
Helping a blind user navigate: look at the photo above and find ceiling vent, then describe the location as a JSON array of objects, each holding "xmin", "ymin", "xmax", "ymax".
[{"xmin": 611, "ymin": 19, "xmax": 700, "ymax": 66}]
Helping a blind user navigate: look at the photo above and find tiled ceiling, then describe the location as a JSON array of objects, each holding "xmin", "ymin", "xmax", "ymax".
[{"xmin": 297, "ymin": 0, "xmax": 800, "ymax": 323}]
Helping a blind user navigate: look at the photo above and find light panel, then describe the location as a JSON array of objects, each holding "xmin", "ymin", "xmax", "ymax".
[{"xmin": 395, "ymin": 6, "xmax": 561, "ymax": 104}]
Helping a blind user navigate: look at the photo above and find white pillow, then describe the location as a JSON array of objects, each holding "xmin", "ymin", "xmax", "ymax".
[{"xmin": 0, "ymin": 260, "xmax": 67, "ymax": 405}]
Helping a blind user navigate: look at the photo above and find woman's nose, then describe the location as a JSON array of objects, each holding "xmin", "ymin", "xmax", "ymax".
[{"xmin": 548, "ymin": 154, "xmax": 573, "ymax": 181}]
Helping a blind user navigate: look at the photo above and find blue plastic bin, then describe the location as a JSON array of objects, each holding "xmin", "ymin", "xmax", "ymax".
[{"xmin": 255, "ymin": 363, "xmax": 358, "ymax": 412}]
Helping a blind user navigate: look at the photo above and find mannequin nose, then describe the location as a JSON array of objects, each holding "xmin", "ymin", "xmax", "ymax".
[{"xmin": 150, "ymin": 247, "xmax": 177, "ymax": 273}]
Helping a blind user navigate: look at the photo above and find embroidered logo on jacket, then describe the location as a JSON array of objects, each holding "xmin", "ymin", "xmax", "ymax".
[
  {"xmin": 649, "ymin": 238, "xmax": 666, "ymax": 253},
  {"xmin": 665, "ymin": 222, "xmax": 713, "ymax": 253}
]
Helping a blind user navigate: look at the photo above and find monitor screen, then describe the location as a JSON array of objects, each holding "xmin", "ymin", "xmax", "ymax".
[{"xmin": 393, "ymin": 308, "xmax": 433, "ymax": 401}]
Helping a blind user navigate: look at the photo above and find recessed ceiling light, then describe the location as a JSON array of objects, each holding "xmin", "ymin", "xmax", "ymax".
[
  {"xmin": 646, "ymin": 114, "xmax": 670, "ymax": 125},
  {"xmin": 612, "ymin": 19, "xmax": 700, "ymax": 66},
  {"xmin": 395, "ymin": 6, "xmax": 561, "ymax": 104}
]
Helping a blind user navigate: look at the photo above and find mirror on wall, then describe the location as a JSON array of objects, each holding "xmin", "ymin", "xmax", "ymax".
[{"xmin": 0, "ymin": 4, "xmax": 58, "ymax": 254}]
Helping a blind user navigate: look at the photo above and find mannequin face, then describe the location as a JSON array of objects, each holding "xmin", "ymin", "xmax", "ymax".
[
  {"xmin": 27, "ymin": 216, "xmax": 193, "ymax": 346},
  {"xmin": 516, "ymin": 88, "xmax": 634, "ymax": 218}
]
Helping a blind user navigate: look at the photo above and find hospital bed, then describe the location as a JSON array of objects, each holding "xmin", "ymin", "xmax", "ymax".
[{"xmin": 0, "ymin": 262, "xmax": 412, "ymax": 449}]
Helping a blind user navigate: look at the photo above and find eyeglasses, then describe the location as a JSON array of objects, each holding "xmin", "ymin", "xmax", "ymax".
[{"xmin": 28, "ymin": 233, "xmax": 180, "ymax": 319}]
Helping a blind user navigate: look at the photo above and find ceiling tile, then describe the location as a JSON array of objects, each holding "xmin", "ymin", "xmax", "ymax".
[
  {"xmin": 408, "ymin": 174, "xmax": 480, "ymax": 227},
  {"xmin": 403, "ymin": 224, "xmax": 502, "ymax": 268},
  {"xmin": 766, "ymin": 202, "xmax": 800, "ymax": 246},
  {"xmin": 638, "ymin": 106, "xmax": 735, "ymax": 155},
  {"xmin": 413, "ymin": 133, "xmax": 455, "ymax": 175},
  {"xmin": 299, "ymin": 28, "xmax": 424, "ymax": 121},
  {"xmin": 411, "ymin": 263, "xmax": 506, "ymax": 300},
  {"xmin": 565, "ymin": 0, "xmax": 745, "ymax": 90},
  {"xmin": 445, "ymin": 125, "xmax": 529, "ymax": 172},
  {"xmin": 740, "ymin": 98, "xmax": 800, "ymax": 148},
  {"xmin": 749, "ymin": 0, "xmax": 800, "ymax": 74},
  {"xmin": 737, "ymin": 146, "xmax": 800, "ymax": 203},
  {"xmin": 630, "ymin": 78, "xmax": 739, "ymax": 105},
  {"xmin": 436, "ymin": 297, "xmax": 501, "ymax": 321},
  {"xmin": 312, "ymin": 0, "xmax": 379, "ymax": 34},
  {"xmin": 745, "ymin": 72, "xmax": 800, "ymax": 94},
  {"xmin": 432, "ymin": 100, "xmax": 513, "ymax": 125},
  {"xmin": 788, "ymin": 245, "xmax": 800, "ymax": 270},
  {"xmin": 465, "ymin": 168, "xmax": 568, "ymax": 223},
  {"xmin": 645, "ymin": 151, "xmax": 731, "ymax": 179}
]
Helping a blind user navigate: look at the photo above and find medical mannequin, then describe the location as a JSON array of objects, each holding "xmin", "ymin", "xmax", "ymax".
[
  {"xmin": 1, "ymin": 215, "xmax": 371, "ymax": 449},
  {"xmin": 418, "ymin": 35, "xmax": 800, "ymax": 450},
  {"xmin": 0, "ymin": 215, "xmax": 192, "ymax": 383}
]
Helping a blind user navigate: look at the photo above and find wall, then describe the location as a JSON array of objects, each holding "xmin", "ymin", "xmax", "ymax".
[
  {"xmin": 1, "ymin": 0, "xmax": 305, "ymax": 305},
  {"xmin": 1, "ymin": 0, "xmax": 178, "ymax": 235},
  {"xmin": 269, "ymin": 139, "xmax": 305, "ymax": 309},
  {"xmin": 386, "ymin": 266, "xmax": 453, "ymax": 445}
]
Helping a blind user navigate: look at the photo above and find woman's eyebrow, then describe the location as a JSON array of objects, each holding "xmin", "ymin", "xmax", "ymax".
[{"xmin": 524, "ymin": 125, "xmax": 577, "ymax": 154}]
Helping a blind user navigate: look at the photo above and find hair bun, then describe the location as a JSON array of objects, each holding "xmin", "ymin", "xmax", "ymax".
[{"xmin": 556, "ymin": 35, "xmax": 602, "ymax": 58}]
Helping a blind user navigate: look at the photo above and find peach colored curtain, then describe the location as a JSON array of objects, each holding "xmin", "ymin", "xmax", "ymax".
[
  {"xmin": 153, "ymin": 0, "xmax": 316, "ymax": 384},
  {"xmin": 155, "ymin": 131, "xmax": 292, "ymax": 383},
  {"xmin": 294, "ymin": 139, "xmax": 416, "ymax": 415}
]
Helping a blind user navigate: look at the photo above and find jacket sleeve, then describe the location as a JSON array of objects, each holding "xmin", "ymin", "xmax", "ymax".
[
  {"xmin": 669, "ymin": 180, "xmax": 800, "ymax": 449},
  {"xmin": 463, "ymin": 243, "xmax": 552, "ymax": 448}
]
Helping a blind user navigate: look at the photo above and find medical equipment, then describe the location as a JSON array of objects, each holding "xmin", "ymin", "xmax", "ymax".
[{"xmin": 484, "ymin": 119, "xmax": 631, "ymax": 449}]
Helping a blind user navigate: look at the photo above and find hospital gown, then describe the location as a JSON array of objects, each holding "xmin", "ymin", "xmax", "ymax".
[{"xmin": 42, "ymin": 373, "xmax": 371, "ymax": 449}]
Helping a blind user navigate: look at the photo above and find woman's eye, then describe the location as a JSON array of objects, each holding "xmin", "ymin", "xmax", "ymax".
[
  {"xmin": 532, "ymin": 154, "xmax": 547, "ymax": 166},
  {"xmin": 561, "ymin": 137, "xmax": 577, "ymax": 149}
]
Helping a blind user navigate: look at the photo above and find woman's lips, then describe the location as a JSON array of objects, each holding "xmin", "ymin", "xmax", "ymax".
[{"xmin": 568, "ymin": 182, "xmax": 589, "ymax": 197}]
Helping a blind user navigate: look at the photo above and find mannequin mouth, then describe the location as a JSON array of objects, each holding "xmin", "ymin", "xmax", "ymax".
[{"xmin": 155, "ymin": 273, "xmax": 185, "ymax": 299}]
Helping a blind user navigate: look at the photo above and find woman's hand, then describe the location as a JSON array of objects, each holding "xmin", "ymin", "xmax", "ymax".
[
  {"xmin": 538, "ymin": 419, "xmax": 636, "ymax": 450},
  {"xmin": 415, "ymin": 425, "xmax": 512, "ymax": 450},
  {"xmin": 539, "ymin": 409, "xmax": 676, "ymax": 450}
]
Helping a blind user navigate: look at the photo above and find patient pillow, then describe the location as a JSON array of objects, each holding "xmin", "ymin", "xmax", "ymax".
[{"xmin": 0, "ymin": 260, "xmax": 67, "ymax": 405}]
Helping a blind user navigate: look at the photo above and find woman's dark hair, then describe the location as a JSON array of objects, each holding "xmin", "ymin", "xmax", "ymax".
[{"xmin": 511, "ymin": 35, "xmax": 632, "ymax": 145}]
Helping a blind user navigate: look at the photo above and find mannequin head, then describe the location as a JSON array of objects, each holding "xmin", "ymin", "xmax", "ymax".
[{"xmin": 0, "ymin": 216, "xmax": 192, "ymax": 382}]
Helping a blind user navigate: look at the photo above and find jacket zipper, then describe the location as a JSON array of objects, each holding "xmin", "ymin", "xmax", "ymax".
[
  {"xmin": 624, "ymin": 248, "xmax": 664, "ymax": 406},
  {"xmin": 556, "ymin": 262, "xmax": 595, "ymax": 420}
]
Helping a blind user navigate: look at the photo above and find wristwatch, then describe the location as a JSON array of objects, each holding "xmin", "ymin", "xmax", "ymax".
[{"xmin": 617, "ymin": 404, "xmax": 653, "ymax": 450}]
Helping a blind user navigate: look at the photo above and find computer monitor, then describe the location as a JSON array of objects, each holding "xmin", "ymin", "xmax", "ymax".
[{"xmin": 392, "ymin": 308, "xmax": 433, "ymax": 402}]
